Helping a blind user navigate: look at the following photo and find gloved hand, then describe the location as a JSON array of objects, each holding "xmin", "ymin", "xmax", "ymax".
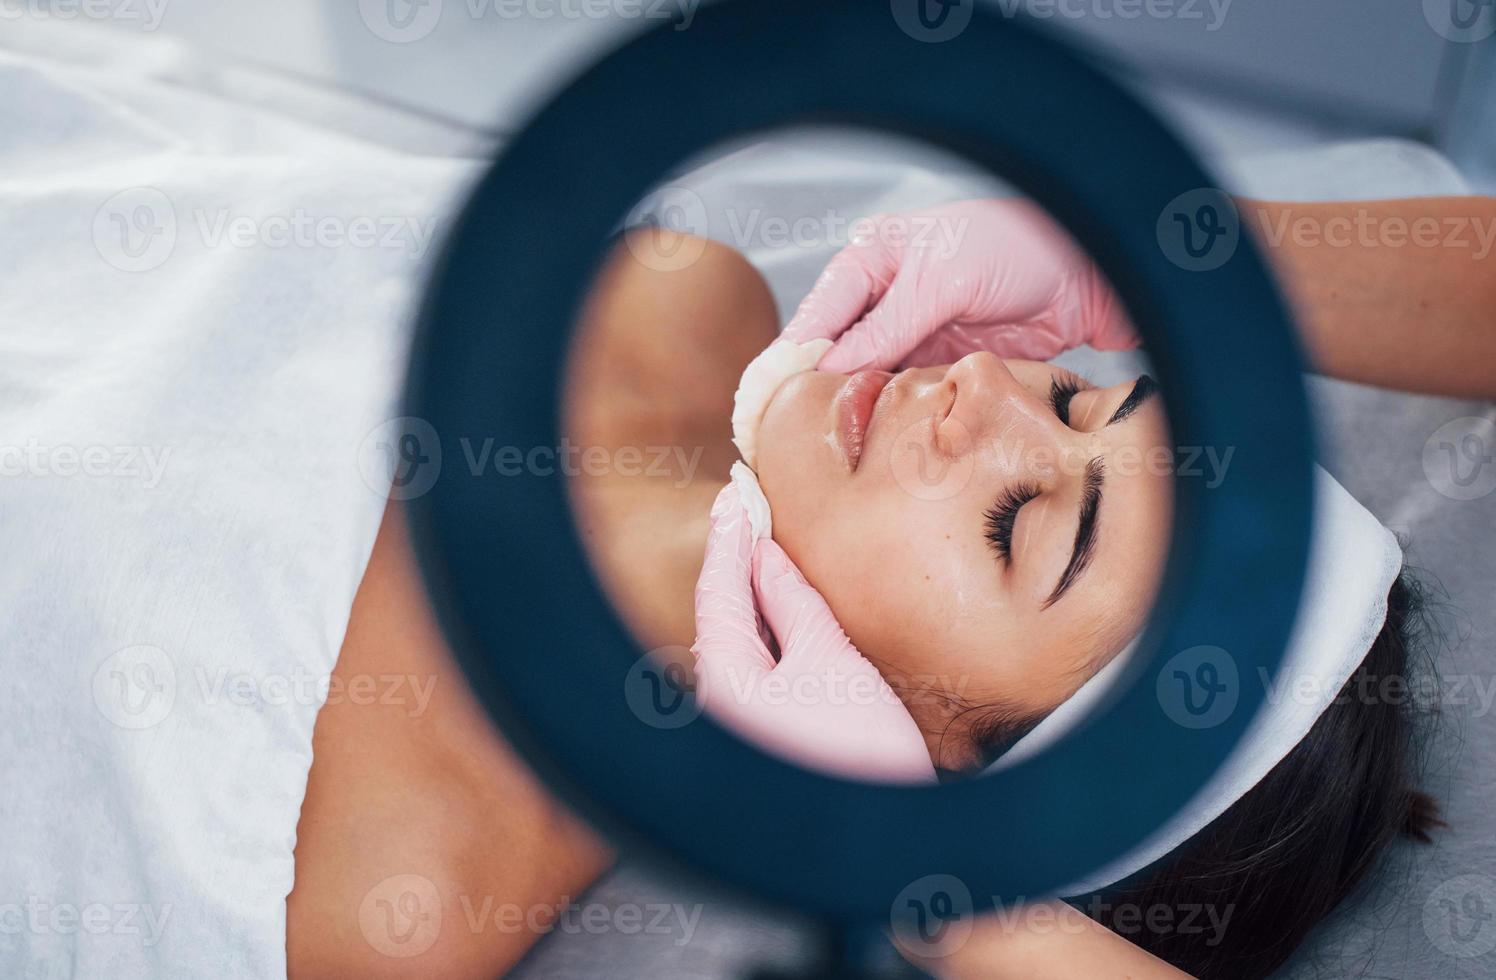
[
  {"xmin": 782, "ymin": 198, "xmax": 1138, "ymax": 371},
  {"xmin": 691, "ymin": 482, "xmax": 936, "ymax": 783}
]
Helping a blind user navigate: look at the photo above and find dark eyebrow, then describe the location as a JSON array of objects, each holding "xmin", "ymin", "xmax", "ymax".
[
  {"xmin": 1105, "ymin": 374, "xmax": 1158, "ymax": 427},
  {"xmin": 1043, "ymin": 457, "xmax": 1104, "ymax": 609}
]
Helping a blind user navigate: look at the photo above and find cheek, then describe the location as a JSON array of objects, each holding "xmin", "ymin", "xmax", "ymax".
[
  {"xmin": 781, "ymin": 500, "xmax": 1006, "ymax": 668},
  {"xmin": 755, "ymin": 384, "xmax": 840, "ymax": 527},
  {"xmin": 771, "ymin": 503, "xmax": 895, "ymax": 646}
]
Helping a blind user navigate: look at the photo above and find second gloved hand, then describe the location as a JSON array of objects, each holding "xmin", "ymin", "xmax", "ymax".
[
  {"xmin": 782, "ymin": 198, "xmax": 1138, "ymax": 371},
  {"xmin": 690, "ymin": 482, "xmax": 936, "ymax": 783}
]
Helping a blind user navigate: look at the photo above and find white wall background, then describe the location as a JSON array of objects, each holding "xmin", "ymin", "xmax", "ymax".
[{"xmin": 86, "ymin": 0, "xmax": 1493, "ymax": 185}]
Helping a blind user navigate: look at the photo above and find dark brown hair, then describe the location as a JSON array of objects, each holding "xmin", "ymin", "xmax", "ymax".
[
  {"xmin": 1080, "ymin": 572, "xmax": 1442, "ymax": 978},
  {"xmin": 943, "ymin": 570, "xmax": 1442, "ymax": 978}
]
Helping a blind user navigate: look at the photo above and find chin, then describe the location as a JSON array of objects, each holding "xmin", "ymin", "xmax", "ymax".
[{"xmin": 754, "ymin": 374, "xmax": 826, "ymax": 496}]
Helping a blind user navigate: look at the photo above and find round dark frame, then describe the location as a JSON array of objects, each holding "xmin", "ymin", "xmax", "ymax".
[{"xmin": 405, "ymin": 0, "xmax": 1314, "ymax": 925}]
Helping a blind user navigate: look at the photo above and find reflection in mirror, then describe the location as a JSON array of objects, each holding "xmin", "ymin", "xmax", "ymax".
[{"xmin": 563, "ymin": 133, "xmax": 1172, "ymax": 785}]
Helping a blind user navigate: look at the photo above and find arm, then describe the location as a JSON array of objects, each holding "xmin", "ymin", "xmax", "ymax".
[
  {"xmin": 902, "ymin": 900, "xmax": 1195, "ymax": 980},
  {"xmin": 1242, "ymin": 197, "xmax": 1496, "ymax": 400},
  {"xmin": 784, "ymin": 196, "xmax": 1496, "ymax": 402},
  {"xmin": 289, "ymin": 503, "xmax": 614, "ymax": 979}
]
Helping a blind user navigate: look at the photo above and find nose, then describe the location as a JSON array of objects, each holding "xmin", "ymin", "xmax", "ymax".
[{"xmin": 936, "ymin": 352, "xmax": 1078, "ymax": 476}]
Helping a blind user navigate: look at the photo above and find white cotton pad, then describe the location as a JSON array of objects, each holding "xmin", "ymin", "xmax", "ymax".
[
  {"xmin": 731, "ymin": 337, "xmax": 831, "ymax": 469},
  {"xmin": 730, "ymin": 461, "xmax": 773, "ymax": 542}
]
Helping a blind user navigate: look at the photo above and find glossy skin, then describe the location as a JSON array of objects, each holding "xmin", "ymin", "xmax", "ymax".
[{"xmin": 756, "ymin": 357, "xmax": 1173, "ymax": 769}]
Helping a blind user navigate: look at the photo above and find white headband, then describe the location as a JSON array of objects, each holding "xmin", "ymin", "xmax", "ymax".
[
  {"xmin": 731, "ymin": 341, "xmax": 1404, "ymax": 895},
  {"xmin": 987, "ymin": 463, "xmax": 1404, "ymax": 895}
]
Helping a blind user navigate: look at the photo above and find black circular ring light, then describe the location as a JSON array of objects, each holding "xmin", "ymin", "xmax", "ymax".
[{"xmin": 405, "ymin": 0, "xmax": 1314, "ymax": 927}]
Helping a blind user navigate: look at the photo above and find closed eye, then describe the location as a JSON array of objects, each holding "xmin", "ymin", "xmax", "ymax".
[
  {"xmin": 983, "ymin": 481, "xmax": 1041, "ymax": 564},
  {"xmin": 1048, "ymin": 373, "xmax": 1090, "ymax": 426}
]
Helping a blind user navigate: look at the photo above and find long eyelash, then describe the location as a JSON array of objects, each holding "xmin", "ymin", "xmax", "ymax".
[
  {"xmin": 1048, "ymin": 374, "xmax": 1088, "ymax": 425},
  {"xmin": 983, "ymin": 481, "xmax": 1041, "ymax": 564}
]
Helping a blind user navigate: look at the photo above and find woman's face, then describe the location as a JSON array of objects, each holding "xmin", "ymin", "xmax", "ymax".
[{"xmin": 755, "ymin": 353, "xmax": 1173, "ymax": 769}]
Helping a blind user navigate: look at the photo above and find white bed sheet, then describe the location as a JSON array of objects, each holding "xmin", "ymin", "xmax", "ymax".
[{"xmin": 0, "ymin": 31, "xmax": 475, "ymax": 980}]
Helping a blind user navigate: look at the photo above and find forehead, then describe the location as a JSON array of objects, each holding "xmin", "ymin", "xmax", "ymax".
[{"xmin": 1004, "ymin": 358, "xmax": 1077, "ymax": 386}]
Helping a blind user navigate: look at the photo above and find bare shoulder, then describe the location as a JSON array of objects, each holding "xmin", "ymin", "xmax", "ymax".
[
  {"xmin": 287, "ymin": 503, "xmax": 611, "ymax": 979},
  {"xmin": 572, "ymin": 229, "xmax": 781, "ymax": 411}
]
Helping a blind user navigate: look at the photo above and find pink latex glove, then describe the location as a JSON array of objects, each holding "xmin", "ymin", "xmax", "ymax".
[
  {"xmin": 690, "ymin": 483, "xmax": 936, "ymax": 783},
  {"xmin": 782, "ymin": 198, "xmax": 1139, "ymax": 372}
]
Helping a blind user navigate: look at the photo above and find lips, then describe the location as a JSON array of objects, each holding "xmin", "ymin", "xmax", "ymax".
[{"xmin": 833, "ymin": 370, "xmax": 894, "ymax": 471}]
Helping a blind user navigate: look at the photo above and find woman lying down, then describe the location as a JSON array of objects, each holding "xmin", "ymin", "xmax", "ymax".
[{"xmin": 292, "ymin": 197, "xmax": 1496, "ymax": 978}]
